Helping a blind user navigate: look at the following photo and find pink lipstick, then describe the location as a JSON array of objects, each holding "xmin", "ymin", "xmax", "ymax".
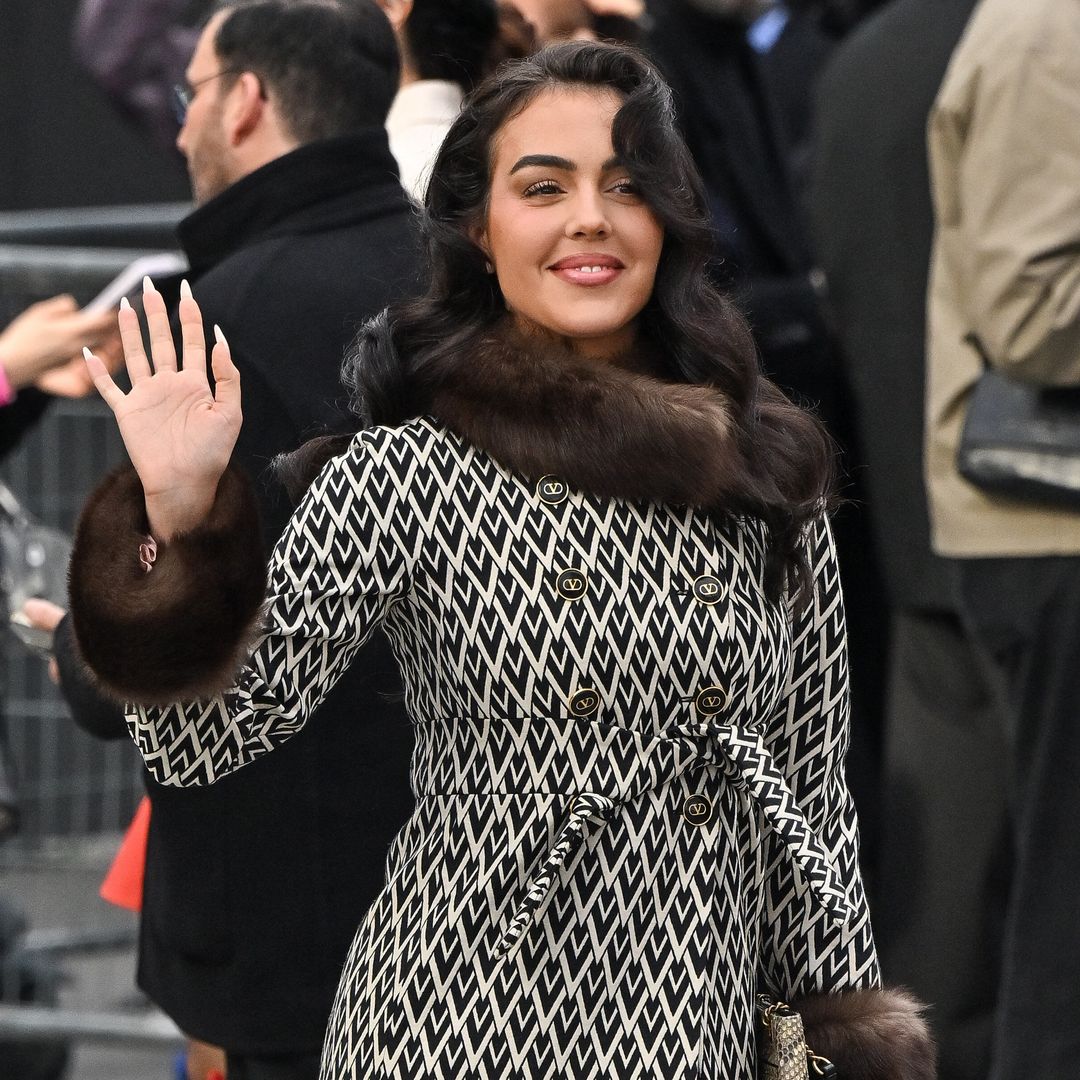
[{"xmin": 549, "ymin": 253, "xmax": 624, "ymax": 286}]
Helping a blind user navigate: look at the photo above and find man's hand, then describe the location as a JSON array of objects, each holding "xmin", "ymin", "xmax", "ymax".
[{"xmin": 186, "ymin": 1037, "xmax": 227, "ymax": 1080}]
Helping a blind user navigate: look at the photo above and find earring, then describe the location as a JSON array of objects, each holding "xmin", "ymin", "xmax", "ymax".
[{"xmin": 485, "ymin": 260, "xmax": 494, "ymax": 274}]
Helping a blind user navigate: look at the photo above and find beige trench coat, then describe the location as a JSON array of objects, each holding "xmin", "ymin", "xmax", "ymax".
[{"xmin": 925, "ymin": 0, "xmax": 1080, "ymax": 556}]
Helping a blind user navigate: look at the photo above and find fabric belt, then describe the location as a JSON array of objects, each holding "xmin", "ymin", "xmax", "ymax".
[{"xmin": 485, "ymin": 720, "xmax": 857, "ymax": 960}]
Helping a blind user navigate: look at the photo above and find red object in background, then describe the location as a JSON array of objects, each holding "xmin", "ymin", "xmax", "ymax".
[{"xmin": 99, "ymin": 795, "xmax": 150, "ymax": 911}]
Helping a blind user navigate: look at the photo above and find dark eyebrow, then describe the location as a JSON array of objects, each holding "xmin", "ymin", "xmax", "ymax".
[
  {"xmin": 508, "ymin": 154, "xmax": 623, "ymax": 175},
  {"xmin": 510, "ymin": 154, "xmax": 574, "ymax": 174}
]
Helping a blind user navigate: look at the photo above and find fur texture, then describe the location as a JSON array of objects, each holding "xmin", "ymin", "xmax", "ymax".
[
  {"xmin": 795, "ymin": 987, "xmax": 937, "ymax": 1080},
  {"xmin": 69, "ymin": 464, "xmax": 266, "ymax": 704},
  {"xmin": 426, "ymin": 326, "xmax": 755, "ymax": 508}
]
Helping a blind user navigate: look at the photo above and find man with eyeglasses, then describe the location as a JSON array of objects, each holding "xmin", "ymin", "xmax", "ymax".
[{"xmin": 39, "ymin": 3, "xmax": 420, "ymax": 1078}]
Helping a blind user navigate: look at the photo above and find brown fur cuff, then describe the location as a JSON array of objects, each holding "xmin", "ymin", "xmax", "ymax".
[
  {"xmin": 68, "ymin": 464, "xmax": 266, "ymax": 704},
  {"xmin": 796, "ymin": 988, "xmax": 937, "ymax": 1080}
]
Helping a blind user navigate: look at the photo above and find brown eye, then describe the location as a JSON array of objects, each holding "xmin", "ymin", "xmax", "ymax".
[{"xmin": 523, "ymin": 180, "xmax": 562, "ymax": 197}]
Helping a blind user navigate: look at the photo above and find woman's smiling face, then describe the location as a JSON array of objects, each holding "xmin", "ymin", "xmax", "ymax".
[{"xmin": 475, "ymin": 86, "xmax": 664, "ymax": 359}]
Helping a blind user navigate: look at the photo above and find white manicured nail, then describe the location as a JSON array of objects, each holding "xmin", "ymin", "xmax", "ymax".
[
  {"xmin": 214, "ymin": 324, "xmax": 227, "ymax": 346},
  {"xmin": 119, "ymin": 296, "xmax": 131, "ymax": 311},
  {"xmin": 82, "ymin": 347, "xmax": 94, "ymax": 362},
  {"xmin": 180, "ymin": 279, "xmax": 193, "ymax": 301},
  {"xmin": 143, "ymin": 275, "xmax": 154, "ymax": 293}
]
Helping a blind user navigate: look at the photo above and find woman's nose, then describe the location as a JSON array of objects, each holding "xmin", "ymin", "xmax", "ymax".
[{"xmin": 565, "ymin": 190, "xmax": 611, "ymax": 239}]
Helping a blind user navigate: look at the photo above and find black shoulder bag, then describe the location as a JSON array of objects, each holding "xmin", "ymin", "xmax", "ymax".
[{"xmin": 957, "ymin": 366, "xmax": 1080, "ymax": 508}]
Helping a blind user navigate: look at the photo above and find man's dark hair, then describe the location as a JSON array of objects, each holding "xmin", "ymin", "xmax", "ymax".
[
  {"xmin": 212, "ymin": 0, "xmax": 399, "ymax": 143},
  {"xmin": 402, "ymin": 0, "xmax": 499, "ymax": 90}
]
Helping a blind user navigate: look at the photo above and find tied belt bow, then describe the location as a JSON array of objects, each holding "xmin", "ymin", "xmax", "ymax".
[{"xmin": 493, "ymin": 721, "xmax": 857, "ymax": 960}]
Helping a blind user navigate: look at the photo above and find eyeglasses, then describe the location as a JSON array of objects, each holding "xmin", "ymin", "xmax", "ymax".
[{"xmin": 172, "ymin": 69, "xmax": 240, "ymax": 126}]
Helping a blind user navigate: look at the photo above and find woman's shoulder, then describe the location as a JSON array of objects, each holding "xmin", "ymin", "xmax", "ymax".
[
  {"xmin": 296, "ymin": 418, "xmax": 478, "ymax": 531},
  {"xmin": 348, "ymin": 415, "xmax": 459, "ymax": 451},
  {"xmin": 339, "ymin": 416, "xmax": 479, "ymax": 478}
]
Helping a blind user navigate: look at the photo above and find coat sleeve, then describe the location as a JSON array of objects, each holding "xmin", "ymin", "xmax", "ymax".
[
  {"xmin": 755, "ymin": 520, "xmax": 935, "ymax": 1080},
  {"xmin": 758, "ymin": 515, "xmax": 881, "ymax": 1000},
  {"xmin": 0, "ymin": 388, "xmax": 51, "ymax": 457},
  {"xmin": 53, "ymin": 615, "xmax": 129, "ymax": 740},
  {"xmin": 928, "ymin": 28, "xmax": 1080, "ymax": 385},
  {"xmin": 72, "ymin": 428, "xmax": 425, "ymax": 788}
]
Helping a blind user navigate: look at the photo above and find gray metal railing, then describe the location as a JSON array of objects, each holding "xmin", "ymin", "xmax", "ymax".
[
  {"xmin": 0, "ymin": 203, "xmax": 189, "ymax": 251},
  {"xmin": 0, "ymin": 1004, "xmax": 182, "ymax": 1047},
  {"xmin": 0, "ymin": 211, "xmax": 193, "ymax": 1063},
  {"xmin": 1, "ymin": 227, "xmax": 187, "ymax": 862},
  {"xmin": 0, "ymin": 393, "xmax": 142, "ymax": 856}
]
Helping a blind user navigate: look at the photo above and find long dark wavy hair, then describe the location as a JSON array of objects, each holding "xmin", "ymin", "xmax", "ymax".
[{"xmin": 280, "ymin": 40, "xmax": 834, "ymax": 600}]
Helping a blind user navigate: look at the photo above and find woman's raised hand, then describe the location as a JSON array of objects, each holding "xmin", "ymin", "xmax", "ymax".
[{"xmin": 83, "ymin": 278, "xmax": 242, "ymax": 541}]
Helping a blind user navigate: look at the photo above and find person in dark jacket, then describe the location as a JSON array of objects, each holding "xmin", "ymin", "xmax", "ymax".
[
  {"xmin": 646, "ymin": 0, "xmax": 830, "ymax": 405},
  {"xmin": 27, "ymin": 4, "xmax": 420, "ymax": 1078},
  {"xmin": 809, "ymin": 3, "xmax": 1007, "ymax": 1076},
  {"xmin": 646, "ymin": 0, "xmax": 890, "ymax": 874}
]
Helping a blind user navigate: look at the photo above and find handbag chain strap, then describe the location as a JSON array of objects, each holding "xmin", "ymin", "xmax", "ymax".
[{"xmin": 757, "ymin": 994, "xmax": 837, "ymax": 1078}]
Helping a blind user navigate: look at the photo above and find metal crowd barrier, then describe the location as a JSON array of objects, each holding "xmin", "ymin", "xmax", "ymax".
[
  {"xmin": 0, "ymin": 215, "xmax": 193, "ymax": 1061},
  {"xmin": 1, "ymin": 394, "xmax": 142, "ymax": 858},
  {"xmin": 0, "ymin": 209, "xmax": 188, "ymax": 864},
  {"xmin": 0, "ymin": 203, "xmax": 189, "ymax": 250},
  {"xmin": 0, "ymin": 241, "xmax": 172, "ymax": 864},
  {"xmin": 0, "ymin": 1004, "xmax": 182, "ymax": 1047}
]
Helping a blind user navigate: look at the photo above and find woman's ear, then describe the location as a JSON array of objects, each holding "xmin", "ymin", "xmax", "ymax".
[
  {"xmin": 467, "ymin": 221, "xmax": 488, "ymax": 255},
  {"xmin": 468, "ymin": 224, "xmax": 494, "ymax": 273}
]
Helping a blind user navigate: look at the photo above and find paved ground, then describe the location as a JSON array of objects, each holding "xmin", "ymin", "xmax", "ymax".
[{"xmin": 3, "ymin": 845, "xmax": 180, "ymax": 1080}]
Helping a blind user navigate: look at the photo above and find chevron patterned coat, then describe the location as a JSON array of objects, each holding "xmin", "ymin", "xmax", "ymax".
[{"xmin": 69, "ymin": 332, "xmax": 932, "ymax": 1080}]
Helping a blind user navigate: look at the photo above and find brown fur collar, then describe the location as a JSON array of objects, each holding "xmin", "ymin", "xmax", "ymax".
[
  {"xmin": 426, "ymin": 324, "xmax": 753, "ymax": 507},
  {"xmin": 68, "ymin": 464, "xmax": 266, "ymax": 704},
  {"xmin": 795, "ymin": 988, "xmax": 937, "ymax": 1080}
]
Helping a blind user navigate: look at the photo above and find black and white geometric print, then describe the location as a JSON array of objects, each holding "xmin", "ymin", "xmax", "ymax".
[{"xmin": 127, "ymin": 417, "xmax": 880, "ymax": 1079}]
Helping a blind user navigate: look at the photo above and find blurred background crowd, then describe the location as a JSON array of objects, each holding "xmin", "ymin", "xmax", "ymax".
[{"xmin": 0, "ymin": 1, "xmax": 1076, "ymax": 1078}]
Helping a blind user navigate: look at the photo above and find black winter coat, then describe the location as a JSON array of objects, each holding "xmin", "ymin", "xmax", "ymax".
[
  {"xmin": 808, "ymin": 0, "xmax": 977, "ymax": 611},
  {"xmin": 646, "ymin": 4, "xmax": 834, "ymax": 412},
  {"xmin": 56, "ymin": 130, "xmax": 420, "ymax": 1054}
]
